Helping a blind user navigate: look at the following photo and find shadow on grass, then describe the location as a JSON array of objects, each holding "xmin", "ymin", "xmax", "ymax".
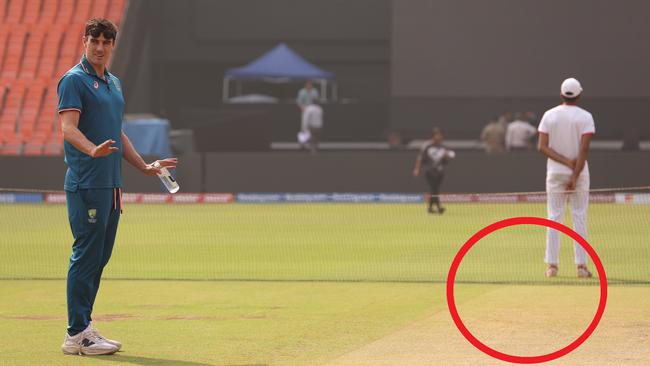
[{"xmin": 92, "ymin": 354, "xmax": 267, "ymax": 366}]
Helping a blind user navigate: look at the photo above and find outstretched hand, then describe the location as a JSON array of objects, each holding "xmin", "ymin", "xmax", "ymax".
[
  {"xmin": 91, "ymin": 140, "xmax": 119, "ymax": 158},
  {"xmin": 143, "ymin": 158, "xmax": 178, "ymax": 176}
]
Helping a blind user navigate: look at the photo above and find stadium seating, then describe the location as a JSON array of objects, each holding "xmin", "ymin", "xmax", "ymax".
[{"xmin": 0, "ymin": 0, "xmax": 126, "ymax": 155}]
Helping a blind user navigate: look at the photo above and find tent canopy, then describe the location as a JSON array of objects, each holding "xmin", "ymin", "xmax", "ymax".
[{"xmin": 225, "ymin": 43, "xmax": 334, "ymax": 80}]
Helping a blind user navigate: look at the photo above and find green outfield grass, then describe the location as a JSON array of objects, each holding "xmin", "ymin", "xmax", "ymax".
[
  {"xmin": 1, "ymin": 202, "xmax": 649, "ymax": 365},
  {"xmin": 1, "ymin": 280, "xmax": 648, "ymax": 365},
  {"xmin": 1, "ymin": 203, "xmax": 649, "ymax": 283}
]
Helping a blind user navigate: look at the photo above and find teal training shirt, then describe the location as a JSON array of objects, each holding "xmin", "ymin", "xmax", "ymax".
[{"xmin": 57, "ymin": 55, "xmax": 125, "ymax": 191}]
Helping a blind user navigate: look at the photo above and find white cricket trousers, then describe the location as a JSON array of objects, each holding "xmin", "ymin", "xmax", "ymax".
[{"xmin": 545, "ymin": 173, "xmax": 590, "ymax": 265}]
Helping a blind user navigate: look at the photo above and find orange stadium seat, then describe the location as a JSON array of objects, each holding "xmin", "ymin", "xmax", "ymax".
[
  {"xmin": 19, "ymin": 33, "xmax": 45, "ymax": 80},
  {"xmin": 0, "ymin": 30, "xmax": 9, "ymax": 69},
  {"xmin": 0, "ymin": 82, "xmax": 26, "ymax": 127},
  {"xmin": 90, "ymin": 0, "xmax": 110, "ymax": 19},
  {"xmin": 55, "ymin": 0, "xmax": 76, "ymax": 25},
  {"xmin": 4, "ymin": 0, "xmax": 26, "ymax": 25},
  {"xmin": 40, "ymin": 0, "xmax": 60, "ymax": 24},
  {"xmin": 76, "ymin": 0, "xmax": 93, "ymax": 22},
  {"xmin": 36, "ymin": 113, "xmax": 57, "ymax": 132},
  {"xmin": 36, "ymin": 117, "xmax": 57, "ymax": 139},
  {"xmin": 0, "ymin": 123, "xmax": 16, "ymax": 139},
  {"xmin": 1, "ymin": 27, "xmax": 28, "ymax": 80},
  {"xmin": 37, "ymin": 86, "xmax": 58, "ymax": 123},
  {"xmin": 0, "ymin": 84, "xmax": 8, "ymax": 105},
  {"xmin": 107, "ymin": 0, "xmax": 126, "ymax": 24},
  {"xmin": 55, "ymin": 25, "xmax": 84, "ymax": 77},
  {"xmin": 19, "ymin": 121, "xmax": 37, "ymax": 140},
  {"xmin": 22, "ymin": 0, "xmax": 43, "ymax": 25},
  {"xmin": 43, "ymin": 132, "xmax": 64, "ymax": 156},
  {"xmin": 19, "ymin": 82, "xmax": 46, "ymax": 129},
  {"xmin": 37, "ymin": 86, "xmax": 59, "ymax": 126},
  {"xmin": 0, "ymin": 0, "xmax": 126, "ymax": 155},
  {"xmin": 37, "ymin": 26, "xmax": 65, "ymax": 80},
  {"xmin": 23, "ymin": 129, "xmax": 50, "ymax": 155},
  {"xmin": 23, "ymin": 143, "xmax": 44, "ymax": 155},
  {"xmin": 0, "ymin": 129, "xmax": 22, "ymax": 155}
]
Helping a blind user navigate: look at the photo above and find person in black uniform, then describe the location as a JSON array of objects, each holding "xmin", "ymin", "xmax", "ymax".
[{"xmin": 412, "ymin": 128, "xmax": 455, "ymax": 214}]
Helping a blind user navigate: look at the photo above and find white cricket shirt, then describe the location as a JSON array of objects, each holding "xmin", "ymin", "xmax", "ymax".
[
  {"xmin": 506, "ymin": 120, "xmax": 537, "ymax": 149},
  {"xmin": 538, "ymin": 104, "xmax": 595, "ymax": 175}
]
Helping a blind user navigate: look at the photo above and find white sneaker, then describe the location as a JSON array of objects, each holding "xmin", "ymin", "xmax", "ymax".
[
  {"xmin": 89, "ymin": 322, "xmax": 122, "ymax": 351},
  {"xmin": 577, "ymin": 265, "xmax": 593, "ymax": 278},
  {"xmin": 545, "ymin": 265, "xmax": 558, "ymax": 277},
  {"xmin": 61, "ymin": 325, "xmax": 118, "ymax": 355}
]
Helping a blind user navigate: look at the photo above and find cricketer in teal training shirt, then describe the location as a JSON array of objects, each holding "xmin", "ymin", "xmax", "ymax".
[{"xmin": 58, "ymin": 18, "xmax": 177, "ymax": 356}]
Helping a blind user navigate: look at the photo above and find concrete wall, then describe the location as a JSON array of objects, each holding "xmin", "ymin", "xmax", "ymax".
[
  {"xmin": 390, "ymin": 0, "xmax": 650, "ymax": 139},
  {"xmin": 392, "ymin": 0, "xmax": 650, "ymax": 98},
  {"xmin": 2, "ymin": 152, "xmax": 648, "ymax": 193}
]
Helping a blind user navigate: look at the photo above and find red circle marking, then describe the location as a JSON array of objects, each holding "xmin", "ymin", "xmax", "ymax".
[{"xmin": 446, "ymin": 217, "xmax": 607, "ymax": 364}]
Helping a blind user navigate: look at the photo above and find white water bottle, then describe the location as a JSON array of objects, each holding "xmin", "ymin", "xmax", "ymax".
[{"xmin": 154, "ymin": 162, "xmax": 180, "ymax": 193}]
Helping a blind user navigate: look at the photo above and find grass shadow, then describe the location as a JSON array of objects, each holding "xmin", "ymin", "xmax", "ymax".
[{"xmin": 92, "ymin": 354, "xmax": 267, "ymax": 366}]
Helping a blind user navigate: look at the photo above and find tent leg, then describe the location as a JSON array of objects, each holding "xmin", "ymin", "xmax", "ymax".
[
  {"xmin": 333, "ymin": 81, "xmax": 338, "ymax": 102},
  {"xmin": 222, "ymin": 77, "xmax": 230, "ymax": 102},
  {"xmin": 321, "ymin": 79, "xmax": 327, "ymax": 102}
]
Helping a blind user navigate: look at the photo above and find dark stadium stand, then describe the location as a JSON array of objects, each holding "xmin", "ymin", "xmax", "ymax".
[{"xmin": 0, "ymin": 0, "xmax": 126, "ymax": 155}]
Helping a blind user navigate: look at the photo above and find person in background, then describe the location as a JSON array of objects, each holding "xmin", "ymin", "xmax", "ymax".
[
  {"xmin": 481, "ymin": 117, "xmax": 505, "ymax": 153},
  {"xmin": 506, "ymin": 112, "xmax": 538, "ymax": 151},
  {"xmin": 296, "ymin": 80, "xmax": 319, "ymax": 111},
  {"xmin": 525, "ymin": 111, "xmax": 538, "ymax": 125},
  {"xmin": 387, "ymin": 131, "xmax": 403, "ymax": 149},
  {"xmin": 412, "ymin": 127, "xmax": 455, "ymax": 214},
  {"xmin": 300, "ymin": 100, "xmax": 323, "ymax": 154}
]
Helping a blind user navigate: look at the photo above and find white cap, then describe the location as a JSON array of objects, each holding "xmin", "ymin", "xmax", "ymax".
[{"xmin": 561, "ymin": 78, "xmax": 583, "ymax": 98}]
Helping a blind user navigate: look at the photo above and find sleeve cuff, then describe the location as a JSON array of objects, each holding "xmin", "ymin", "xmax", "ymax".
[{"xmin": 58, "ymin": 108, "xmax": 82, "ymax": 114}]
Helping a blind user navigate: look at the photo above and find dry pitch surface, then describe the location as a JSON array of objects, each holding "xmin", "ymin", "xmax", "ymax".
[{"xmin": 327, "ymin": 286, "xmax": 650, "ymax": 366}]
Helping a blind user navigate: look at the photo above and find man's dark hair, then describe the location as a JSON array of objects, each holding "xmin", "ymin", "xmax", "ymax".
[
  {"xmin": 561, "ymin": 95, "xmax": 580, "ymax": 103},
  {"xmin": 84, "ymin": 18, "xmax": 118, "ymax": 41}
]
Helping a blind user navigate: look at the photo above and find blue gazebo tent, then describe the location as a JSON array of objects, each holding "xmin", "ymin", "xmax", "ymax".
[{"xmin": 223, "ymin": 43, "xmax": 336, "ymax": 102}]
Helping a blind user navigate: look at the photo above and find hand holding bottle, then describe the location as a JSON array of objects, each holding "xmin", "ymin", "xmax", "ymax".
[{"xmin": 148, "ymin": 158, "xmax": 179, "ymax": 193}]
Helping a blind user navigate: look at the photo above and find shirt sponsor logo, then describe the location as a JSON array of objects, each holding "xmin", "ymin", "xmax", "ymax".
[
  {"xmin": 88, "ymin": 209, "xmax": 97, "ymax": 223},
  {"xmin": 93, "ymin": 81, "xmax": 99, "ymax": 89}
]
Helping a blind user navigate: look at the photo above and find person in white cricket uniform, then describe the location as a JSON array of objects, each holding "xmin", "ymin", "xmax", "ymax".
[{"xmin": 537, "ymin": 78, "xmax": 595, "ymax": 278}]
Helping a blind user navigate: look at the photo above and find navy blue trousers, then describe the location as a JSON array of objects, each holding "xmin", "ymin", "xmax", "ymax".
[{"xmin": 66, "ymin": 188, "xmax": 121, "ymax": 336}]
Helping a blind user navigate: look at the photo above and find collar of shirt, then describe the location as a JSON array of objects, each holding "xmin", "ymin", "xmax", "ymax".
[{"xmin": 80, "ymin": 54, "xmax": 111, "ymax": 82}]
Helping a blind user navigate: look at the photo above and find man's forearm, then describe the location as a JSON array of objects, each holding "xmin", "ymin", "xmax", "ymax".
[
  {"xmin": 62, "ymin": 124, "xmax": 96, "ymax": 156},
  {"xmin": 572, "ymin": 135, "xmax": 592, "ymax": 177},
  {"xmin": 572, "ymin": 151, "xmax": 588, "ymax": 177},
  {"xmin": 413, "ymin": 157, "xmax": 421, "ymax": 172},
  {"xmin": 539, "ymin": 145, "xmax": 573, "ymax": 168},
  {"xmin": 121, "ymin": 133, "xmax": 147, "ymax": 171}
]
